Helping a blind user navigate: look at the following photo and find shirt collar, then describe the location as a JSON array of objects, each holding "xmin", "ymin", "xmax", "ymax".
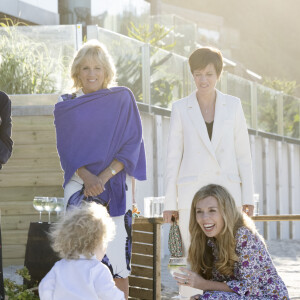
[{"xmin": 78, "ymin": 254, "xmax": 98, "ymax": 260}]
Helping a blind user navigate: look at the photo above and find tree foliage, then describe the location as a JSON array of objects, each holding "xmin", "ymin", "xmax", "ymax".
[
  {"xmin": 263, "ymin": 78, "xmax": 298, "ymax": 96},
  {"xmin": 115, "ymin": 22, "xmax": 182, "ymax": 108},
  {"xmin": 127, "ymin": 22, "xmax": 176, "ymax": 51}
]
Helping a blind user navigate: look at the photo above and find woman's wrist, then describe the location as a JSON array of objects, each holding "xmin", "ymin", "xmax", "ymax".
[
  {"xmin": 98, "ymin": 171, "xmax": 110, "ymax": 185},
  {"xmin": 198, "ymin": 278, "xmax": 209, "ymax": 291},
  {"xmin": 77, "ymin": 166, "xmax": 90, "ymax": 181}
]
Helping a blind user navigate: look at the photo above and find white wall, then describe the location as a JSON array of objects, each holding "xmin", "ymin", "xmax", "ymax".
[
  {"xmin": 135, "ymin": 112, "xmax": 300, "ymax": 246},
  {"xmin": 0, "ymin": 0, "xmax": 59, "ymax": 24},
  {"xmin": 20, "ymin": 0, "xmax": 58, "ymax": 13}
]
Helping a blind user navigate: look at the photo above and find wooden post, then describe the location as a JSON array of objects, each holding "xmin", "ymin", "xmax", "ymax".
[
  {"xmin": 130, "ymin": 217, "xmax": 163, "ymax": 300},
  {"xmin": 153, "ymin": 222, "xmax": 161, "ymax": 300}
]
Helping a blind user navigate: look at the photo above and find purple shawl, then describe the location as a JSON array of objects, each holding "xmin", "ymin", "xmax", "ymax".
[{"xmin": 54, "ymin": 87, "xmax": 146, "ymax": 217}]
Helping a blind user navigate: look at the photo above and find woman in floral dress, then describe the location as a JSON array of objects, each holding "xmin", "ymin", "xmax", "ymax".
[{"xmin": 174, "ymin": 184, "xmax": 289, "ymax": 299}]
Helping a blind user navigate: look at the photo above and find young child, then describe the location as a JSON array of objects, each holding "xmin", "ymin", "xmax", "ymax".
[{"xmin": 39, "ymin": 202, "xmax": 125, "ymax": 300}]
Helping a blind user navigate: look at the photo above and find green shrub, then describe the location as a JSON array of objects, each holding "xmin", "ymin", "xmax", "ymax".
[
  {"xmin": 0, "ymin": 19, "xmax": 63, "ymax": 94},
  {"xmin": 4, "ymin": 267, "xmax": 39, "ymax": 300}
]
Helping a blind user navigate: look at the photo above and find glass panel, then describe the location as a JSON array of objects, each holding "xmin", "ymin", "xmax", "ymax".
[
  {"xmin": 95, "ymin": 27, "xmax": 144, "ymax": 102},
  {"xmin": 227, "ymin": 73, "xmax": 252, "ymax": 127},
  {"xmin": 257, "ymin": 84, "xmax": 278, "ymax": 134},
  {"xmin": 150, "ymin": 45, "xmax": 186, "ymax": 109},
  {"xmin": 91, "ymin": 0, "xmax": 150, "ymax": 36},
  {"xmin": 173, "ymin": 15, "xmax": 197, "ymax": 57},
  {"xmin": 149, "ymin": 15, "xmax": 197, "ymax": 57},
  {"xmin": 283, "ymin": 95, "xmax": 300, "ymax": 139},
  {"xmin": 0, "ymin": 25, "xmax": 76, "ymax": 95}
]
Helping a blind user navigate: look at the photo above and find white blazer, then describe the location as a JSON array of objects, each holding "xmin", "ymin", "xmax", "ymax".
[{"xmin": 164, "ymin": 89, "xmax": 254, "ymax": 211}]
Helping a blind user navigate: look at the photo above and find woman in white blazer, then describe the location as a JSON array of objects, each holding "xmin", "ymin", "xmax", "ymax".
[{"xmin": 163, "ymin": 47, "xmax": 254, "ymax": 257}]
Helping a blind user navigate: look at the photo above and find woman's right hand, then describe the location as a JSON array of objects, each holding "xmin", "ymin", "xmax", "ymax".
[
  {"xmin": 163, "ymin": 210, "xmax": 179, "ymax": 223},
  {"xmin": 77, "ymin": 167, "xmax": 105, "ymax": 197}
]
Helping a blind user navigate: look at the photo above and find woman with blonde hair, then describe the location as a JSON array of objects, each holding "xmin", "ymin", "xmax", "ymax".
[
  {"xmin": 39, "ymin": 202, "xmax": 125, "ymax": 299},
  {"xmin": 54, "ymin": 39, "xmax": 146, "ymax": 298},
  {"xmin": 174, "ymin": 184, "xmax": 289, "ymax": 299}
]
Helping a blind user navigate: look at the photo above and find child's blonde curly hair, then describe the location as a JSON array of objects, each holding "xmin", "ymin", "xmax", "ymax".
[{"xmin": 49, "ymin": 202, "xmax": 115, "ymax": 259}]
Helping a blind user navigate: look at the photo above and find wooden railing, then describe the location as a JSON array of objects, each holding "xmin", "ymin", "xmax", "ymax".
[{"xmin": 251, "ymin": 215, "xmax": 300, "ymax": 221}]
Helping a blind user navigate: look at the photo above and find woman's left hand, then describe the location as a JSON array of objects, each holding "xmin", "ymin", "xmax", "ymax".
[{"xmin": 173, "ymin": 268, "xmax": 207, "ymax": 290}]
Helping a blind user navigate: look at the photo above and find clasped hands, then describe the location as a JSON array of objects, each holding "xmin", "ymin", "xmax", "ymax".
[{"xmin": 77, "ymin": 167, "xmax": 107, "ymax": 197}]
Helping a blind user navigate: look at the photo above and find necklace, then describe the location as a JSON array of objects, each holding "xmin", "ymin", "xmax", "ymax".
[{"xmin": 196, "ymin": 92, "xmax": 216, "ymax": 115}]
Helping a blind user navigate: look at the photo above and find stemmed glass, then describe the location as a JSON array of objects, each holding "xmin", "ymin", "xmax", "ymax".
[
  {"xmin": 168, "ymin": 257, "xmax": 189, "ymax": 299},
  {"xmin": 44, "ymin": 197, "xmax": 57, "ymax": 224},
  {"xmin": 55, "ymin": 197, "xmax": 65, "ymax": 218},
  {"xmin": 33, "ymin": 196, "xmax": 47, "ymax": 223}
]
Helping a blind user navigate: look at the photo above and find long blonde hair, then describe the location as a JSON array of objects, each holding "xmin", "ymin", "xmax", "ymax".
[
  {"xmin": 188, "ymin": 184, "xmax": 258, "ymax": 279},
  {"xmin": 71, "ymin": 39, "xmax": 116, "ymax": 91}
]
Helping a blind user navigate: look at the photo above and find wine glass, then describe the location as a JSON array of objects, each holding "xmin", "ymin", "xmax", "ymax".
[
  {"xmin": 55, "ymin": 197, "xmax": 65, "ymax": 218},
  {"xmin": 33, "ymin": 196, "xmax": 47, "ymax": 223},
  {"xmin": 169, "ymin": 257, "xmax": 201, "ymax": 299},
  {"xmin": 168, "ymin": 257, "xmax": 189, "ymax": 299},
  {"xmin": 44, "ymin": 197, "xmax": 57, "ymax": 224}
]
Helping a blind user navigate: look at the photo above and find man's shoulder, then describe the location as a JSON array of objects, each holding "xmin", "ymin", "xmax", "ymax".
[
  {"xmin": 0, "ymin": 91, "xmax": 10, "ymax": 103},
  {"xmin": 0, "ymin": 91, "xmax": 11, "ymax": 112}
]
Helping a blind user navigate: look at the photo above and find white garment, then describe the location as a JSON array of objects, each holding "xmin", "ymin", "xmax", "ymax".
[
  {"xmin": 64, "ymin": 173, "xmax": 133, "ymax": 278},
  {"xmin": 165, "ymin": 89, "xmax": 254, "ymax": 213},
  {"xmin": 38, "ymin": 256, "xmax": 125, "ymax": 300}
]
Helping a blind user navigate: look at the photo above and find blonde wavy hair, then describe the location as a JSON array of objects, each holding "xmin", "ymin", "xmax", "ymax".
[
  {"xmin": 49, "ymin": 202, "xmax": 115, "ymax": 259},
  {"xmin": 71, "ymin": 39, "xmax": 117, "ymax": 91},
  {"xmin": 188, "ymin": 184, "xmax": 259, "ymax": 279}
]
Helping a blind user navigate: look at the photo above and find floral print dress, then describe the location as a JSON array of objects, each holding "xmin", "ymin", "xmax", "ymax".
[{"xmin": 199, "ymin": 227, "xmax": 289, "ymax": 299}]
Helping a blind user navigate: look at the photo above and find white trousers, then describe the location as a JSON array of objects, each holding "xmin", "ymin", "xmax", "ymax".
[{"xmin": 63, "ymin": 173, "xmax": 133, "ymax": 278}]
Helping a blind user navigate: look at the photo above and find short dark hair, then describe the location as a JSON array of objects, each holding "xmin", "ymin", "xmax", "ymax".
[{"xmin": 189, "ymin": 47, "xmax": 223, "ymax": 77}]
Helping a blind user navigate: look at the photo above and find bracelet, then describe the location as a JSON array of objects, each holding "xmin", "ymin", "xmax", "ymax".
[{"xmin": 109, "ymin": 166, "xmax": 117, "ymax": 176}]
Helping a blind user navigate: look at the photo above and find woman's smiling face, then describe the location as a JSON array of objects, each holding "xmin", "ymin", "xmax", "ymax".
[
  {"xmin": 78, "ymin": 58, "xmax": 105, "ymax": 94},
  {"xmin": 195, "ymin": 196, "xmax": 224, "ymax": 238}
]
